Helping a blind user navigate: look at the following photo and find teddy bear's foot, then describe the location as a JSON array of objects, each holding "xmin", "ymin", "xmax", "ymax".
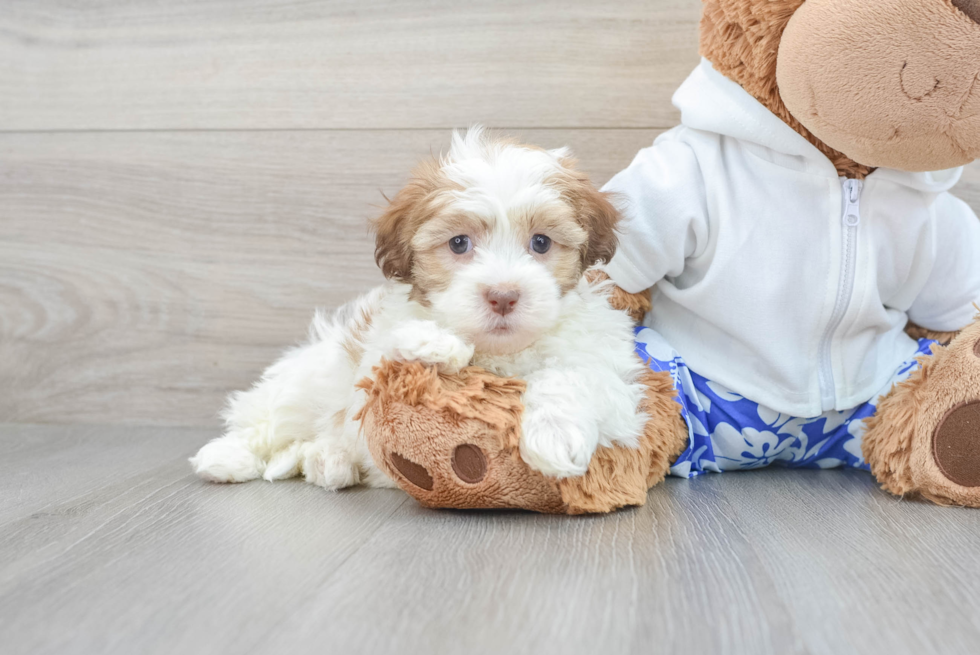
[
  {"xmin": 356, "ymin": 359, "xmax": 687, "ymax": 514},
  {"xmin": 357, "ymin": 361, "xmax": 570, "ymax": 513},
  {"xmin": 863, "ymin": 316, "xmax": 980, "ymax": 506}
]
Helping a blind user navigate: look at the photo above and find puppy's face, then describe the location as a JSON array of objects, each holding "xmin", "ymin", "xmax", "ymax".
[{"xmin": 375, "ymin": 128, "xmax": 620, "ymax": 355}]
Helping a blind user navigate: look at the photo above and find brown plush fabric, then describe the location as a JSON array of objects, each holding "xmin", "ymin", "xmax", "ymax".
[
  {"xmin": 357, "ymin": 362, "xmax": 569, "ymax": 513},
  {"xmin": 358, "ymin": 359, "xmax": 688, "ymax": 514},
  {"xmin": 586, "ymin": 269, "xmax": 651, "ymax": 324},
  {"xmin": 699, "ymin": 0, "xmax": 874, "ymax": 179},
  {"xmin": 905, "ymin": 321, "xmax": 961, "ymax": 346},
  {"xmin": 776, "ymin": 0, "xmax": 980, "ymax": 172},
  {"xmin": 863, "ymin": 316, "xmax": 980, "ymax": 507},
  {"xmin": 557, "ymin": 369, "xmax": 689, "ymax": 514}
]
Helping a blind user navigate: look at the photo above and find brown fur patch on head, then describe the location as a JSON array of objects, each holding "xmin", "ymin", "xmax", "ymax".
[
  {"xmin": 375, "ymin": 132, "xmax": 621, "ymax": 305},
  {"xmin": 373, "ymin": 159, "xmax": 457, "ymax": 283},
  {"xmin": 551, "ymin": 157, "xmax": 622, "ymax": 270},
  {"xmin": 507, "ymin": 202, "xmax": 588, "ymax": 294},
  {"xmin": 408, "ymin": 211, "xmax": 493, "ymax": 304},
  {"xmin": 699, "ymin": 0, "xmax": 874, "ymax": 179}
]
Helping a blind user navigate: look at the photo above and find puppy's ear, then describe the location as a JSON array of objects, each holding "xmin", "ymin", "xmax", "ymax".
[
  {"xmin": 373, "ymin": 161, "xmax": 440, "ymax": 281},
  {"xmin": 557, "ymin": 160, "xmax": 621, "ymax": 268},
  {"xmin": 373, "ymin": 191, "xmax": 416, "ymax": 281},
  {"xmin": 578, "ymin": 187, "xmax": 620, "ymax": 267}
]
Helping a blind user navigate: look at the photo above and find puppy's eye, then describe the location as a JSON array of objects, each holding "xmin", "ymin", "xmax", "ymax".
[
  {"xmin": 530, "ymin": 234, "xmax": 552, "ymax": 254},
  {"xmin": 448, "ymin": 235, "xmax": 472, "ymax": 255}
]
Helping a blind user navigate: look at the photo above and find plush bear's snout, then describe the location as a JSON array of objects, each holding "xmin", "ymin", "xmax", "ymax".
[{"xmin": 776, "ymin": 0, "xmax": 980, "ymax": 171}]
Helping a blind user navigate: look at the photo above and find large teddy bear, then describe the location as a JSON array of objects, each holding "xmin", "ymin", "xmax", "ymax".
[{"xmin": 361, "ymin": 0, "xmax": 980, "ymax": 513}]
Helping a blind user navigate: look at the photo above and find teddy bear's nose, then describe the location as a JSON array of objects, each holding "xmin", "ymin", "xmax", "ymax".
[
  {"xmin": 451, "ymin": 444, "xmax": 487, "ymax": 483},
  {"xmin": 953, "ymin": 0, "xmax": 980, "ymax": 24},
  {"xmin": 389, "ymin": 452, "xmax": 433, "ymax": 490}
]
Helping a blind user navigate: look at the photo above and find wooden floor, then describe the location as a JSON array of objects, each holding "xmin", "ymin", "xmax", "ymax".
[
  {"xmin": 5, "ymin": 1, "xmax": 980, "ymax": 653},
  {"xmin": 4, "ymin": 422, "xmax": 980, "ymax": 655}
]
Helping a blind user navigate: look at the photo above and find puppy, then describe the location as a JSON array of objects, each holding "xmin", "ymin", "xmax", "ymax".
[{"xmin": 190, "ymin": 127, "xmax": 648, "ymax": 489}]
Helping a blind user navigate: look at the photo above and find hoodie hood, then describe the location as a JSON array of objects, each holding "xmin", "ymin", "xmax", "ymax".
[{"xmin": 673, "ymin": 59, "xmax": 963, "ymax": 192}]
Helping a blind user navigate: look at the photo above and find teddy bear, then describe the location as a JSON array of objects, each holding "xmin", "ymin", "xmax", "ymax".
[{"xmin": 359, "ymin": 0, "xmax": 980, "ymax": 513}]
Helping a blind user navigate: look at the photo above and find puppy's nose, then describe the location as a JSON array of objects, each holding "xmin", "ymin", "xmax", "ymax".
[{"xmin": 484, "ymin": 288, "xmax": 520, "ymax": 316}]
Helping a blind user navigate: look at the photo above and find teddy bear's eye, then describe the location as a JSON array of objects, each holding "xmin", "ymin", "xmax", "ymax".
[{"xmin": 449, "ymin": 235, "xmax": 472, "ymax": 255}]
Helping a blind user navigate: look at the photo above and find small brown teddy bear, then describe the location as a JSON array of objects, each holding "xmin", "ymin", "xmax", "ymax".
[{"xmin": 361, "ymin": 0, "xmax": 980, "ymax": 513}]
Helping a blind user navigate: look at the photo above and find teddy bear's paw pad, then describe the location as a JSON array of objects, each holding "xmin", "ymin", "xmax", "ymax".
[
  {"xmin": 451, "ymin": 444, "xmax": 487, "ymax": 484},
  {"xmin": 933, "ymin": 401, "xmax": 980, "ymax": 487},
  {"xmin": 389, "ymin": 452, "xmax": 434, "ymax": 491}
]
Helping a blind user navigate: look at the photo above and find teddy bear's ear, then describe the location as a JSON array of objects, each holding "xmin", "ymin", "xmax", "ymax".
[{"xmin": 373, "ymin": 160, "xmax": 442, "ymax": 282}]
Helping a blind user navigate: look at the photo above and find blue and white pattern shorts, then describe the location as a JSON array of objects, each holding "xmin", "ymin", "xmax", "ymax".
[{"xmin": 634, "ymin": 327, "xmax": 937, "ymax": 478}]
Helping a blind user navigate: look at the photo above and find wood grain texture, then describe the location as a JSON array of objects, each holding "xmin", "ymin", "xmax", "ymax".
[
  {"xmin": 719, "ymin": 470, "xmax": 980, "ymax": 655},
  {"xmin": 0, "ymin": 423, "xmax": 209, "ymax": 524},
  {"xmin": 0, "ymin": 423, "xmax": 409, "ymax": 655},
  {"xmin": 0, "ymin": 129, "xmax": 661, "ymax": 426},
  {"xmin": 0, "ymin": 0, "xmax": 700, "ymax": 131},
  {"xmin": 3, "ymin": 423, "xmax": 980, "ymax": 655}
]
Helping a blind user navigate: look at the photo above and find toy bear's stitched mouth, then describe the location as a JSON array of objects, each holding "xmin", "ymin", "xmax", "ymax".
[{"xmin": 800, "ymin": 62, "xmax": 979, "ymax": 166}]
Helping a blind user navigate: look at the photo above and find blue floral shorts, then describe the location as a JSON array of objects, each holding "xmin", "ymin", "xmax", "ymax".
[{"xmin": 633, "ymin": 327, "xmax": 937, "ymax": 478}]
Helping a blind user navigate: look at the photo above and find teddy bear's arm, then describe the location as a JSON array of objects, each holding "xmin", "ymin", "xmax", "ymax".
[
  {"xmin": 586, "ymin": 269, "xmax": 652, "ymax": 324},
  {"xmin": 904, "ymin": 322, "xmax": 961, "ymax": 346}
]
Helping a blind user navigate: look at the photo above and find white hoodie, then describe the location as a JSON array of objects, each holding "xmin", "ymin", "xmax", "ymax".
[{"xmin": 603, "ymin": 59, "xmax": 980, "ymax": 418}]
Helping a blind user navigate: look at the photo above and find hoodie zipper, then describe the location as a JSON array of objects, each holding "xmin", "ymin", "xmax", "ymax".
[{"xmin": 818, "ymin": 178, "xmax": 863, "ymax": 412}]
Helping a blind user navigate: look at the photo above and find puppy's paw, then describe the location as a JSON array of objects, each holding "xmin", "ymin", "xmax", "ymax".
[
  {"xmin": 388, "ymin": 320, "xmax": 474, "ymax": 374},
  {"xmin": 301, "ymin": 442, "xmax": 360, "ymax": 490},
  {"xmin": 190, "ymin": 436, "xmax": 265, "ymax": 483},
  {"xmin": 519, "ymin": 410, "xmax": 596, "ymax": 479},
  {"xmin": 262, "ymin": 442, "xmax": 303, "ymax": 481}
]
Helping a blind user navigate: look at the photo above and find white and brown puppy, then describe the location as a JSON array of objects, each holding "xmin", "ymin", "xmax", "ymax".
[{"xmin": 190, "ymin": 127, "xmax": 648, "ymax": 489}]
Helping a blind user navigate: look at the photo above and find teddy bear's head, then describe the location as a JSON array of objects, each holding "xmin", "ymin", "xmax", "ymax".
[{"xmin": 701, "ymin": 0, "xmax": 980, "ymax": 177}]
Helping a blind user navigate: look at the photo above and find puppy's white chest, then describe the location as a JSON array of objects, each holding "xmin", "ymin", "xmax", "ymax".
[{"xmin": 471, "ymin": 343, "xmax": 559, "ymax": 379}]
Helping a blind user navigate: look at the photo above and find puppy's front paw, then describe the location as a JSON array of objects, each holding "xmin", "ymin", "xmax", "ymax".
[
  {"xmin": 520, "ymin": 411, "xmax": 596, "ymax": 479},
  {"xmin": 301, "ymin": 441, "xmax": 360, "ymax": 490},
  {"xmin": 388, "ymin": 320, "xmax": 474, "ymax": 374},
  {"xmin": 190, "ymin": 435, "xmax": 265, "ymax": 483}
]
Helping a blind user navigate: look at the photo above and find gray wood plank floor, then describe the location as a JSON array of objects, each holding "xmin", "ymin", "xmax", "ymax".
[{"xmin": 3, "ymin": 422, "xmax": 980, "ymax": 655}]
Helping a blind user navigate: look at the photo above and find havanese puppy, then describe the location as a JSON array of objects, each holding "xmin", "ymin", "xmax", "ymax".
[{"xmin": 190, "ymin": 127, "xmax": 648, "ymax": 489}]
